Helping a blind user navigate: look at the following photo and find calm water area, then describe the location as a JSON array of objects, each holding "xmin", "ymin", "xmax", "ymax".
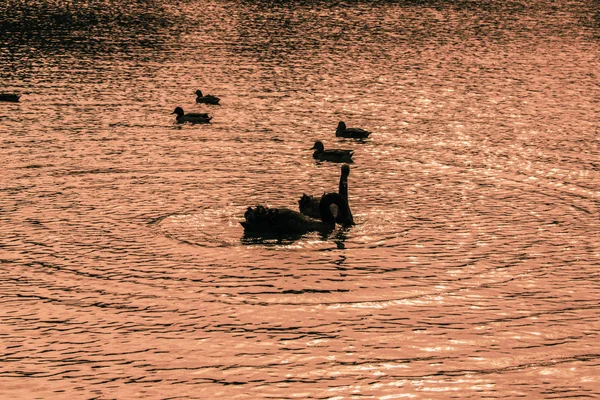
[{"xmin": 1, "ymin": 0, "xmax": 599, "ymax": 398}]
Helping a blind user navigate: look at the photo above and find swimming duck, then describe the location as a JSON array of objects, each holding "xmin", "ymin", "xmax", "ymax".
[
  {"xmin": 336, "ymin": 121, "xmax": 371, "ymax": 138},
  {"xmin": 195, "ymin": 90, "xmax": 220, "ymax": 105},
  {"xmin": 311, "ymin": 141, "xmax": 354, "ymax": 163},
  {"xmin": 299, "ymin": 164, "xmax": 354, "ymax": 225},
  {"xmin": 172, "ymin": 107, "xmax": 212, "ymax": 124},
  {"xmin": 241, "ymin": 192, "xmax": 352, "ymax": 235},
  {"xmin": 0, "ymin": 93, "xmax": 20, "ymax": 102}
]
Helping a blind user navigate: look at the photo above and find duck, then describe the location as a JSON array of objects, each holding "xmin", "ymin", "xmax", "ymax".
[
  {"xmin": 299, "ymin": 164, "xmax": 354, "ymax": 225},
  {"xmin": 241, "ymin": 192, "xmax": 352, "ymax": 235},
  {"xmin": 172, "ymin": 107, "xmax": 212, "ymax": 124},
  {"xmin": 195, "ymin": 90, "xmax": 220, "ymax": 105},
  {"xmin": 336, "ymin": 121, "xmax": 371, "ymax": 138},
  {"xmin": 0, "ymin": 93, "xmax": 20, "ymax": 102},
  {"xmin": 311, "ymin": 141, "xmax": 354, "ymax": 163}
]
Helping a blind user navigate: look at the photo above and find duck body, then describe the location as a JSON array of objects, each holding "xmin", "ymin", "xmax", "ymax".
[
  {"xmin": 0, "ymin": 93, "xmax": 20, "ymax": 102},
  {"xmin": 242, "ymin": 192, "xmax": 352, "ymax": 235},
  {"xmin": 299, "ymin": 164, "xmax": 354, "ymax": 225},
  {"xmin": 312, "ymin": 141, "xmax": 353, "ymax": 163},
  {"xmin": 172, "ymin": 106, "xmax": 212, "ymax": 124},
  {"xmin": 336, "ymin": 121, "xmax": 371, "ymax": 138},
  {"xmin": 195, "ymin": 90, "xmax": 220, "ymax": 105}
]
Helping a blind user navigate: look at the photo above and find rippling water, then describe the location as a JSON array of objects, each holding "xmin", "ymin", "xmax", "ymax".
[{"xmin": 1, "ymin": 0, "xmax": 599, "ymax": 398}]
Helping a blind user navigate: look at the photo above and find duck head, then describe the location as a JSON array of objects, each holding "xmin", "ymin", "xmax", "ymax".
[
  {"xmin": 195, "ymin": 90, "xmax": 203, "ymax": 97},
  {"xmin": 311, "ymin": 141, "xmax": 325, "ymax": 152},
  {"xmin": 172, "ymin": 107, "xmax": 184, "ymax": 117},
  {"xmin": 341, "ymin": 164, "xmax": 350, "ymax": 177},
  {"xmin": 337, "ymin": 121, "xmax": 347, "ymax": 130}
]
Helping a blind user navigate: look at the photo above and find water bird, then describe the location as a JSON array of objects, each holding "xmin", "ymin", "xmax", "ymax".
[
  {"xmin": 311, "ymin": 141, "xmax": 354, "ymax": 163},
  {"xmin": 299, "ymin": 164, "xmax": 354, "ymax": 225},
  {"xmin": 172, "ymin": 107, "xmax": 212, "ymax": 124},
  {"xmin": 336, "ymin": 121, "xmax": 371, "ymax": 138},
  {"xmin": 241, "ymin": 192, "xmax": 352, "ymax": 235},
  {"xmin": 0, "ymin": 93, "xmax": 20, "ymax": 102},
  {"xmin": 195, "ymin": 90, "xmax": 220, "ymax": 105}
]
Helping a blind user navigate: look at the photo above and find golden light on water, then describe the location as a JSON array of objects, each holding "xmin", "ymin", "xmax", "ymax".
[{"xmin": 1, "ymin": 0, "xmax": 599, "ymax": 398}]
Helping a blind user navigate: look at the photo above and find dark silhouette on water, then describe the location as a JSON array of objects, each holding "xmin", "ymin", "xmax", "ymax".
[
  {"xmin": 311, "ymin": 140, "xmax": 354, "ymax": 163},
  {"xmin": 241, "ymin": 192, "xmax": 352, "ymax": 235},
  {"xmin": 172, "ymin": 107, "xmax": 212, "ymax": 124},
  {"xmin": 299, "ymin": 164, "xmax": 354, "ymax": 225},
  {"xmin": 195, "ymin": 90, "xmax": 220, "ymax": 105},
  {"xmin": 336, "ymin": 121, "xmax": 371, "ymax": 138},
  {"xmin": 0, "ymin": 93, "xmax": 20, "ymax": 102}
]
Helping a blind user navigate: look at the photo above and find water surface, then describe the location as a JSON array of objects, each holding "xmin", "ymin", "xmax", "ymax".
[{"xmin": 1, "ymin": 0, "xmax": 599, "ymax": 398}]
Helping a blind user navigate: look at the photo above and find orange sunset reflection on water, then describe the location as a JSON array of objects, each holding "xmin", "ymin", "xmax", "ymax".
[{"xmin": 1, "ymin": 0, "xmax": 599, "ymax": 398}]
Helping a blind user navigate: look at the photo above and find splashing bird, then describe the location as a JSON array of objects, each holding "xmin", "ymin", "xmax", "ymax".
[{"xmin": 242, "ymin": 192, "xmax": 353, "ymax": 235}]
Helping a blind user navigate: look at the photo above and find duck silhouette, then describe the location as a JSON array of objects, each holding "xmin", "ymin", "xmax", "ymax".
[
  {"xmin": 336, "ymin": 121, "xmax": 371, "ymax": 138},
  {"xmin": 195, "ymin": 90, "xmax": 220, "ymax": 105},
  {"xmin": 0, "ymin": 93, "xmax": 20, "ymax": 102},
  {"xmin": 299, "ymin": 164, "xmax": 354, "ymax": 225},
  {"xmin": 172, "ymin": 107, "xmax": 212, "ymax": 124},
  {"xmin": 311, "ymin": 141, "xmax": 354, "ymax": 163},
  {"xmin": 241, "ymin": 192, "xmax": 352, "ymax": 235}
]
